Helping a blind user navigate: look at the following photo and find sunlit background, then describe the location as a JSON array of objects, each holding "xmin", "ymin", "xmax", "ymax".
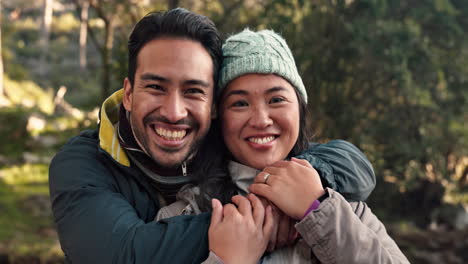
[{"xmin": 0, "ymin": 0, "xmax": 467, "ymax": 263}]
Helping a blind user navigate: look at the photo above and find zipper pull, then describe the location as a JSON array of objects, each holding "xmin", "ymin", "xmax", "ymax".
[{"xmin": 182, "ymin": 162, "xmax": 187, "ymax": 176}]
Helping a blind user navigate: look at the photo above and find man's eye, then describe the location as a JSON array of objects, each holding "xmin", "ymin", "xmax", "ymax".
[
  {"xmin": 186, "ymin": 88, "xmax": 204, "ymax": 94},
  {"xmin": 269, "ymin": 97, "xmax": 285, "ymax": 104},
  {"xmin": 146, "ymin": 84, "xmax": 164, "ymax": 91}
]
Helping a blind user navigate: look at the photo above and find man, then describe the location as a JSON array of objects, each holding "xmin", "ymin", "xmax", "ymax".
[{"xmin": 49, "ymin": 8, "xmax": 375, "ymax": 263}]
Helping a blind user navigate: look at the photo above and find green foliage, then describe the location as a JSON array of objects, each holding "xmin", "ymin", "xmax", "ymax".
[
  {"xmin": 0, "ymin": 107, "xmax": 31, "ymax": 158},
  {"xmin": 4, "ymin": 77, "xmax": 55, "ymax": 114},
  {"xmin": 1, "ymin": 163, "xmax": 49, "ymax": 186},
  {"xmin": 0, "ymin": 164, "xmax": 62, "ymax": 261}
]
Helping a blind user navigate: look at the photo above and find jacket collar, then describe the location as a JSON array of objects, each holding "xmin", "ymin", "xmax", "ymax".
[
  {"xmin": 98, "ymin": 89, "xmax": 131, "ymax": 167},
  {"xmin": 228, "ymin": 161, "xmax": 260, "ymax": 195}
]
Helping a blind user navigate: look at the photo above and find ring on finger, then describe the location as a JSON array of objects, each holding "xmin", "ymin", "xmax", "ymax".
[{"xmin": 263, "ymin": 173, "xmax": 271, "ymax": 184}]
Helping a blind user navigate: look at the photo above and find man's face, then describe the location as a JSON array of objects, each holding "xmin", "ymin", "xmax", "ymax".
[{"xmin": 123, "ymin": 37, "xmax": 214, "ymax": 168}]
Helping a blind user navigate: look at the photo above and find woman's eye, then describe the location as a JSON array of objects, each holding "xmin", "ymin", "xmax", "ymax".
[
  {"xmin": 269, "ymin": 97, "xmax": 285, "ymax": 104},
  {"xmin": 231, "ymin": 100, "xmax": 248, "ymax": 107}
]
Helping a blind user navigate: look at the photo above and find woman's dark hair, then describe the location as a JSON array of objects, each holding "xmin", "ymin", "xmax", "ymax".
[
  {"xmin": 192, "ymin": 85, "xmax": 312, "ymax": 211},
  {"xmin": 288, "ymin": 89, "xmax": 312, "ymax": 158},
  {"xmin": 127, "ymin": 8, "xmax": 222, "ymax": 91},
  {"xmin": 190, "ymin": 118, "xmax": 237, "ymax": 211}
]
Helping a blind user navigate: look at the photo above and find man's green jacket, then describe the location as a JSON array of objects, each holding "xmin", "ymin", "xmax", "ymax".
[{"xmin": 49, "ymin": 89, "xmax": 375, "ymax": 263}]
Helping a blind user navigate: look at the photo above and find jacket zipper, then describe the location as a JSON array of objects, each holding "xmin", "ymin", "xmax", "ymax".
[{"xmin": 182, "ymin": 162, "xmax": 187, "ymax": 176}]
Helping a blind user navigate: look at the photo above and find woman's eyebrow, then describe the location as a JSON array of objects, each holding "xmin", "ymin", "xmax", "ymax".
[
  {"xmin": 223, "ymin": 89, "xmax": 248, "ymax": 99},
  {"xmin": 265, "ymin": 86, "xmax": 287, "ymax": 95}
]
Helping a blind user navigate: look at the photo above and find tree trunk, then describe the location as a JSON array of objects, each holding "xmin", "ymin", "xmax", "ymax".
[
  {"xmin": 0, "ymin": 0, "xmax": 4, "ymax": 97},
  {"xmin": 39, "ymin": 0, "xmax": 53, "ymax": 76},
  {"xmin": 79, "ymin": 0, "xmax": 89, "ymax": 70},
  {"xmin": 101, "ymin": 18, "xmax": 115, "ymax": 100}
]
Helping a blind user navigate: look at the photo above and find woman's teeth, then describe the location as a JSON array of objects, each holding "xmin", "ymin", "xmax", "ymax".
[
  {"xmin": 155, "ymin": 127, "xmax": 186, "ymax": 140},
  {"xmin": 248, "ymin": 136, "xmax": 275, "ymax": 144}
]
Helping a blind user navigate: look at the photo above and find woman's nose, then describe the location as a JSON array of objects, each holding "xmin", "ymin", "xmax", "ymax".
[{"xmin": 248, "ymin": 106, "xmax": 273, "ymax": 129}]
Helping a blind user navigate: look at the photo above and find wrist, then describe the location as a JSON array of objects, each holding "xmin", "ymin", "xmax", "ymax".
[
  {"xmin": 302, "ymin": 189, "xmax": 328, "ymax": 219},
  {"xmin": 302, "ymin": 199, "xmax": 320, "ymax": 219}
]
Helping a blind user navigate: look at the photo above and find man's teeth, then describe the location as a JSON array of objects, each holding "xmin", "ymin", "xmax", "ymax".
[
  {"xmin": 248, "ymin": 136, "xmax": 275, "ymax": 144},
  {"xmin": 155, "ymin": 127, "xmax": 186, "ymax": 140}
]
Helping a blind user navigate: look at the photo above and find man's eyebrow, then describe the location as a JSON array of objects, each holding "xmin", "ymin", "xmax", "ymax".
[
  {"xmin": 184, "ymin": 79, "xmax": 210, "ymax": 88},
  {"xmin": 140, "ymin": 73, "xmax": 167, "ymax": 82}
]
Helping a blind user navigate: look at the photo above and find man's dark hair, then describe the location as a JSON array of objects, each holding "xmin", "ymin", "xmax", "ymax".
[{"xmin": 127, "ymin": 8, "xmax": 222, "ymax": 91}]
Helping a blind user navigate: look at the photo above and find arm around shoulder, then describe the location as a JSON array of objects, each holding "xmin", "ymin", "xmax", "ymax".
[
  {"xmin": 296, "ymin": 140, "xmax": 376, "ymax": 201},
  {"xmin": 49, "ymin": 134, "xmax": 210, "ymax": 263}
]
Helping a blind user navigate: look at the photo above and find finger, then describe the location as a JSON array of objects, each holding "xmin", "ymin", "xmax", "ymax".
[
  {"xmin": 248, "ymin": 193, "xmax": 265, "ymax": 228},
  {"xmin": 291, "ymin": 157, "xmax": 313, "ymax": 168},
  {"xmin": 254, "ymin": 171, "xmax": 274, "ymax": 184},
  {"xmin": 276, "ymin": 212, "xmax": 290, "ymax": 248},
  {"xmin": 249, "ymin": 183, "xmax": 274, "ymax": 202},
  {"xmin": 288, "ymin": 221, "xmax": 298, "ymax": 245},
  {"xmin": 270, "ymin": 160, "xmax": 291, "ymax": 168},
  {"xmin": 223, "ymin": 203, "xmax": 239, "ymax": 218},
  {"xmin": 210, "ymin": 199, "xmax": 223, "ymax": 226},
  {"xmin": 263, "ymin": 206, "xmax": 275, "ymax": 244},
  {"xmin": 231, "ymin": 195, "xmax": 252, "ymax": 217},
  {"xmin": 267, "ymin": 206, "xmax": 279, "ymax": 252},
  {"xmin": 257, "ymin": 196, "xmax": 270, "ymax": 208},
  {"xmin": 254, "ymin": 167, "xmax": 282, "ymax": 182},
  {"xmin": 263, "ymin": 166, "xmax": 283, "ymax": 174}
]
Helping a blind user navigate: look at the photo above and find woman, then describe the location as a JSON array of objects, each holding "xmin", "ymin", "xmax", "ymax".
[{"xmin": 158, "ymin": 29, "xmax": 409, "ymax": 264}]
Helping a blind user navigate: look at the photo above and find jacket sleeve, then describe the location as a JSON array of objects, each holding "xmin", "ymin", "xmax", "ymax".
[
  {"xmin": 49, "ymin": 137, "xmax": 210, "ymax": 264},
  {"xmin": 295, "ymin": 139, "xmax": 376, "ymax": 201},
  {"xmin": 295, "ymin": 188, "xmax": 409, "ymax": 264}
]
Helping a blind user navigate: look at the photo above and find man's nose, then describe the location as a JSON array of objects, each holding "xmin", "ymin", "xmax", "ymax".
[
  {"xmin": 248, "ymin": 106, "xmax": 273, "ymax": 129},
  {"xmin": 159, "ymin": 92, "xmax": 188, "ymax": 123}
]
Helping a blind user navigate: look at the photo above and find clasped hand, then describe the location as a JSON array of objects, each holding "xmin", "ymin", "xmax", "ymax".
[
  {"xmin": 208, "ymin": 159, "xmax": 325, "ymax": 263},
  {"xmin": 208, "ymin": 194, "xmax": 273, "ymax": 264}
]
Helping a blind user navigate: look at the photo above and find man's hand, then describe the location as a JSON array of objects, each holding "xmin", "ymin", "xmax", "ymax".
[
  {"xmin": 249, "ymin": 158, "xmax": 326, "ymax": 220},
  {"xmin": 208, "ymin": 194, "xmax": 274, "ymax": 264},
  {"xmin": 257, "ymin": 197, "xmax": 297, "ymax": 252}
]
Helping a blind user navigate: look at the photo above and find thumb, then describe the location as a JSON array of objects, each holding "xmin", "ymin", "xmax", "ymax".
[
  {"xmin": 210, "ymin": 199, "xmax": 223, "ymax": 226},
  {"xmin": 291, "ymin": 157, "xmax": 313, "ymax": 168}
]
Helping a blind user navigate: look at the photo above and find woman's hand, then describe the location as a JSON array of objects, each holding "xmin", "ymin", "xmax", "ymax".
[
  {"xmin": 249, "ymin": 158, "xmax": 326, "ymax": 220},
  {"xmin": 208, "ymin": 194, "xmax": 274, "ymax": 264}
]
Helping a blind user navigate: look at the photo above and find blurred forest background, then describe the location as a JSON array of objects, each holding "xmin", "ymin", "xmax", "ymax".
[{"xmin": 0, "ymin": 0, "xmax": 467, "ymax": 263}]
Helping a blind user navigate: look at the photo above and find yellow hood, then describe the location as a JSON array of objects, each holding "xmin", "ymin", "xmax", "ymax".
[{"xmin": 98, "ymin": 89, "xmax": 130, "ymax": 167}]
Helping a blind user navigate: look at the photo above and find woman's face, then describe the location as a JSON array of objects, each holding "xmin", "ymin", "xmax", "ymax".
[{"xmin": 220, "ymin": 74, "xmax": 300, "ymax": 170}]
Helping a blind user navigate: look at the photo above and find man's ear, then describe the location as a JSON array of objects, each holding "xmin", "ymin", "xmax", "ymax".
[{"xmin": 123, "ymin": 77, "xmax": 133, "ymax": 112}]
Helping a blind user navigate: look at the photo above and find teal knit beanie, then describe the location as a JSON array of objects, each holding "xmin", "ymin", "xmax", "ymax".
[{"xmin": 218, "ymin": 29, "xmax": 307, "ymax": 102}]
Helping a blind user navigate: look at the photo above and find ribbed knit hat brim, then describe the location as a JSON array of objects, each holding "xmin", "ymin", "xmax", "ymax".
[{"xmin": 218, "ymin": 29, "xmax": 307, "ymax": 102}]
